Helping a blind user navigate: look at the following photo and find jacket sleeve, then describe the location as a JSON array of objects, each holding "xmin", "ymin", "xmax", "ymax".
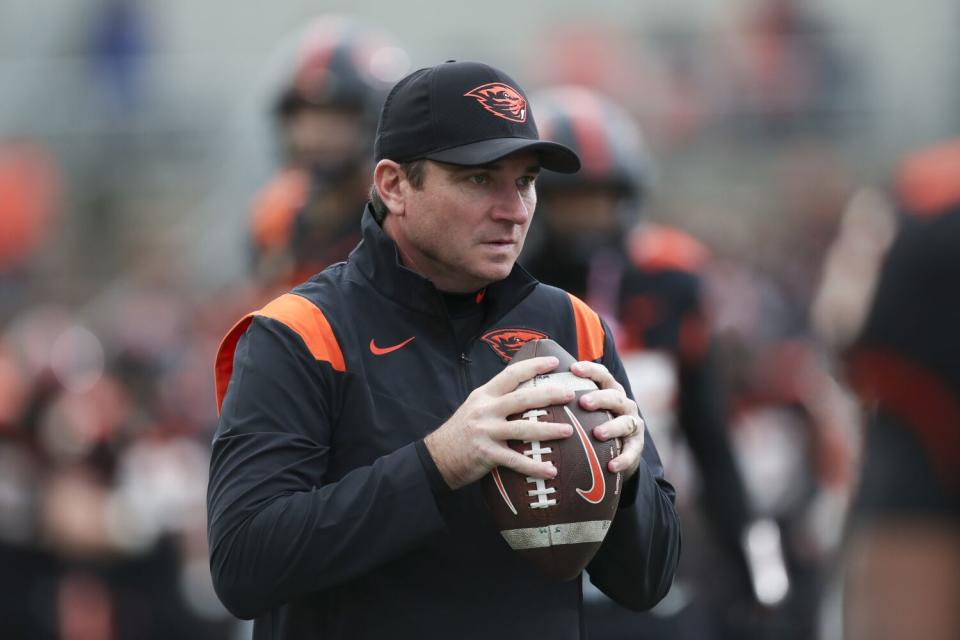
[
  {"xmin": 585, "ymin": 326, "xmax": 682, "ymax": 611},
  {"xmin": 206, "ymin": 316, "xmax": 447, "ymax": 619}
]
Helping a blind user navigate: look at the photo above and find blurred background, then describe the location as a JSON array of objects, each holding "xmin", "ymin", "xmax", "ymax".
[{"xmin": 1, "ymin": 0, "xmax": 957, "ymax": 638}]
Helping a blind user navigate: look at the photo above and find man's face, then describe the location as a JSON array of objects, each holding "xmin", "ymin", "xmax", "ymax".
[
  {"xmin": 541, "ymin": 187, "xmax": 621, "ymax": 237},
  {"xmin": 283, "ymin": 106, "xmax": 367, "ymax": 169},
  {"xmin": 391, "ymin": 151, "xmax": 540, "ymax": 293}
]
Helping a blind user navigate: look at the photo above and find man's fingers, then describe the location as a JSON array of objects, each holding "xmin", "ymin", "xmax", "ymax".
[
  {"xmin": 593, "ymin": 413, "xmax": 645, "ymax": 441},
  {"xmin": 571, "ymin": 361, "xmax": 624, "ymax": 392},
  {"xmin": 485, "ymin": 356, "xmax": 560, "ymax": 395},
  {"xmin": 491, "ymin": 419, "xmax": 572, "ymax": 442},
  {"xmin": 580, "ymin": 388, "xmax": 633, "ymax": 415},
  {"xmin": 499, "ymin": 384, "xmax": 574, "ymax": 417},
  {"xmin": 568, "ymin": 361, "xmax": 642, "ymax": 476},
  {"xmin": 609, "ymin": 428, "xmax": 645, "ymax": 476},
  {"xmin": 495, "ymin": 446, "xmax": 558, "ymax": 480}
]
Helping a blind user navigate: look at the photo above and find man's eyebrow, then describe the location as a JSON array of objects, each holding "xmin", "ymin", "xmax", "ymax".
[
  {"xmin": 443, "ymin": 161, "xmax": 541, "ymax": 176},
  {"xmin": 446, "ymin": 162, "xmax": 500, "ymax": 173}
]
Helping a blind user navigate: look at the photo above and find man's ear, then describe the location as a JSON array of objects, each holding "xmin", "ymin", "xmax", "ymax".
[{"xmin": 374, "ymin": 159, "xmax": 406, "ymax": 217}]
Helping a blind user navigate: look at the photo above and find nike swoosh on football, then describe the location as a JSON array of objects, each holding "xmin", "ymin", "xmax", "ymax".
[
  {"xmin": 369, "ymin": 336, "xmax": 416, "ymax": 356},
  {"xmin": 563, "ymin": 406, "xmax": 606, "ymax": 504}
]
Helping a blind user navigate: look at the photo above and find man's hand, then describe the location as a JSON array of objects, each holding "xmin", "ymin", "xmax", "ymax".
[
  {"xmin": 570, "ymin": 361, "xmax": 646, "ymax": 478},
  {"xmin": 424, "ymin": 356, "xmax": 575, "ymax": 490}
]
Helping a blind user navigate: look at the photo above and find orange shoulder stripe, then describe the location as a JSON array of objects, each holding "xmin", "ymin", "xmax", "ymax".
[
  {"xmin": 255, "ymin": 294, "xmax": 346, "ymax": 371},
  {"xmin": 214, "ymin": 293, "xmax": 345, "ymax": 414},
  {"xmin": 568, "ymin": 293, "xmax": 605, "ymax": 362}
]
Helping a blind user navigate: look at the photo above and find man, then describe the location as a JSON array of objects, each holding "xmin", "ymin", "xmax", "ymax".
[
  {"xmin": 208, "ymin": 61, "xmax": 680, "ymax": 639},
  {"xmin": 249, "ymin": 16, "xmax": 409, "ymax": 288}
]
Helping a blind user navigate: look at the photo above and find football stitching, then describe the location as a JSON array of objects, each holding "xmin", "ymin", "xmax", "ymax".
[{"xmin": 521, "ymin": 408, "xmax": 557, "ymax": 509}]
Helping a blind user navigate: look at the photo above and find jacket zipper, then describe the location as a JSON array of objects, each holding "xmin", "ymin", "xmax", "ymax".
[
  {"xmin": 458, "ymin": 350, "xmax": 473, "ymax": 396},
  {"xmin": 435, "ymin": 288, "xmax": 476, "ymax": 400}
]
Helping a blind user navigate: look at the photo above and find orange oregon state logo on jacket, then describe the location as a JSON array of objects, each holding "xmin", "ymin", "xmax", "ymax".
[{"xmin": 480, "ymin": 328, "xmax": 548, "ymax": 363}]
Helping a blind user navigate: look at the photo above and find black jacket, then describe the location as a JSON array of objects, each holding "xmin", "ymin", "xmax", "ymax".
[{"xmin": 208, "ymin": 206, "xmax": 681, "ymax": 639}]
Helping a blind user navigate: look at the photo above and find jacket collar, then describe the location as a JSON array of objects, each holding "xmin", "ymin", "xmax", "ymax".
[{"xmin": 349, "ymin": 204, "xmax": 538, "ymax": 319}]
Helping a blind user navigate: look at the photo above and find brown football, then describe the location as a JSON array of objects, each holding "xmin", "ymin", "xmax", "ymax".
[{"xmin": 481, "ymin": 338, "xmax": 622, "ymax": 581}]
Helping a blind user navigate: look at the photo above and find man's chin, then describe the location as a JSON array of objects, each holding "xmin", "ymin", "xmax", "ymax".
[{"xmin": 471, "ymin": 263, "xmax": 514, "ymax": 288}]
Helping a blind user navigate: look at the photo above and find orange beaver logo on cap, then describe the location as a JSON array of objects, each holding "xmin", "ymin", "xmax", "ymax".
[
  {"xmin": 481, "ymin": 328, "xmax": 548, "ymax": 363},
  {"xmin": 464, "ymin": 83, "xmax": 527, "ymax": 123}
]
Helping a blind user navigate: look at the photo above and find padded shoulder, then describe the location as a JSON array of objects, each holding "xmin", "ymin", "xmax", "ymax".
[{"xmin": 626, "ymin": 223, "xmax": 709, "ymax": 274}]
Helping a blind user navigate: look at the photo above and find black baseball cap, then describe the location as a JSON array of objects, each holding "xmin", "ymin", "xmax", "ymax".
[{"xmin": 374, "ymin": 61, "xmax": 581, "ymax": 173}]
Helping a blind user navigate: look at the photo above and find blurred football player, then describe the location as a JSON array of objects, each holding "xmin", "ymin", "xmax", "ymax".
[
  {"xmin": 249, "ymin": 16, "xmax": 409, "ymax": 288},
  {"xmin": 815, "ymin": 138, "xmax": 960, "ymax": 640},
  {"xmin": 522, "ymin": 86, "xmax": 771, "ymax": 639}
]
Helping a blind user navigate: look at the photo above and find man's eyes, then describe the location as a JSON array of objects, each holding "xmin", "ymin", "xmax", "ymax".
[
  {"xmin": 464, "ymin": 174, "xmax": 537, "ymax": 187},
  {"xmin": 517, "ymin": 175, "xmax": 537, "ymax": 188}
]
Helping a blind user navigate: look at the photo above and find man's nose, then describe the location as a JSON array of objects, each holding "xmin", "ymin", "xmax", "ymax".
[{"xmin": 491, "ymin": 185, "xmax": 532, "ymax": 224}]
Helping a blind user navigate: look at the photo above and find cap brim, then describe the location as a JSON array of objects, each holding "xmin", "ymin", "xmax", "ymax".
[{"xmin": 425, "ymin": 138, "xmax": 581, "ymax": 174}]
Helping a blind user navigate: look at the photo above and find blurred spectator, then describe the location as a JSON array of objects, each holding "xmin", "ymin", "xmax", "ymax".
[
  {"xmin": 88, "ymin": 0, "xmax": 151, "ymax": 114},
  {"xmin": 816, "ymin": 138, "xmax": 960, "ymax": 640},
  {"xmin": 0, "ymin": 141, "xmax": 61, "ymax": 315},
  {"xmin": 0, "ymin": 288, "xmax": 234, "ymax": 638}
]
